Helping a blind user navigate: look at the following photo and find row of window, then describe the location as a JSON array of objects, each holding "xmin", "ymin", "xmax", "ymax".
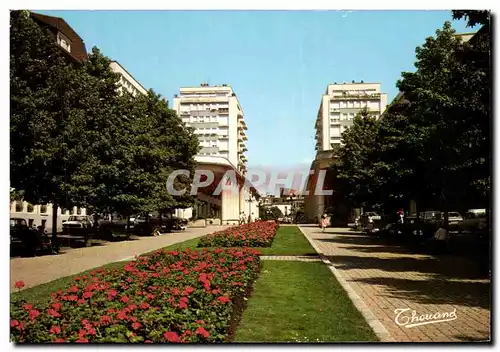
[
  {"xmin": 11, "ymin": 201, "xmax": 83, "ymax": 215},
  {"xmin": 180, "ymin": 103, "xmax": 229, "ymax": 111}
]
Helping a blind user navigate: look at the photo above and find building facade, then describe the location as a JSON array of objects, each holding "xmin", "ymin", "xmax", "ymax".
[
  {"xmin": 305, "ymin": 81, "xmax": 388, "ymax": 222},
  {"xmin": 172, "ymin": 85, "xmax": 258, "ymax": 224},
  {"xmin": 315, "ymin": 81, "xmax": 388, "ymax": 150},
  {"xmin": 173, "ymin": 84, "xmax": 248, "ymax": 174}
]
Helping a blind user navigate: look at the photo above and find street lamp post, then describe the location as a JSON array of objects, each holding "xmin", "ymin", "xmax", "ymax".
[{"xmin": 245, "ymin": 194, "xmax": 254, "ymax": 222}]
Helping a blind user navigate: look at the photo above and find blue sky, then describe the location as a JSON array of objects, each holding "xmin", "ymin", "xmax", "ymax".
[{"xmin": 35, "ymin": 10, "xmax": 472, "ymax": 170}]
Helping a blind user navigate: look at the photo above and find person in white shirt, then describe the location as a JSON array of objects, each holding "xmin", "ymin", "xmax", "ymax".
[
  {"xmin": 433, "ymin": 227, "xmax": 449, "ymax": 253},
  {"xmin": 239, "ymin": 212, "xmax": 246, "ymax": 225}
]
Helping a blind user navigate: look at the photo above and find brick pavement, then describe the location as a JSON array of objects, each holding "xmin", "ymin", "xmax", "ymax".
[
  {"xmin": 10, "ymin": 226, "xmax": 228, "ymax": 291},
  {"xmin": 300, "ymin": 225, "xmax": 491, "ymax": 343}
]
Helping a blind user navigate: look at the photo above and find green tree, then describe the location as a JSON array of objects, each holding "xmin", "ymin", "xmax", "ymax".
[
  {"xmin": 260, "ymin": 206, "xmax": 283, "ymax": 221},
  {"xmin": 330, "ymin": 108, "xmax": 381, "ymax": 209},
  {"xmin": 10, "ymin": 10, "xmax": 99, "ymax": 242}
]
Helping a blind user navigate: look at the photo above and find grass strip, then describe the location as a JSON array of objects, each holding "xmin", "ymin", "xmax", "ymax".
[{"xmin": 234, "ymin": 261, "xmax": 378, "ymax": 342}]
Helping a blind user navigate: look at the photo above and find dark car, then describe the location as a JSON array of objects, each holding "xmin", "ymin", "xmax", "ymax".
[
  {"xmin": 10, "ymin": 218, "xmax": 51, "ymax": 257},
  {"xmin": 133, "ymin": 214, "xmax": 179, "ymax": 236},
  {"xmin": 97, "ymin": 215, "xmax": 134, "ymax": 241}
]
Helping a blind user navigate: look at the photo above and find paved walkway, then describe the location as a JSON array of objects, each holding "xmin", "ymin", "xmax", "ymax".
[
  {"xmin": 300, "ymin": 225, "xmax": 491, "ymax": 343},
  {"xmin": 11, "ymin": 226, "xmax": 228, "ymax": 291}
]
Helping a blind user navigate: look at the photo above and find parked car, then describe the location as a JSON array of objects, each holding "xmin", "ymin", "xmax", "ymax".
[
  {"xmin": 133, "ymin": 214, "xmax": 177, "ymax": 236},
  {"xmin": 10, "ymin": 217, "xmax": 51, "ymax": 256},
  {"xmin": 62, "ymin": 215, "xmax": 94, "ymax": 235},
  {"xmin": 97, "ymin": 215, "xmax": 134, "ymax": 241},
  {"xmin": 459, "ymin": 209, "xmax": 487, "ymax": 233},
  {"xmin": 420, "ymin": 211, "xmax": 441, "ymax": 223}
]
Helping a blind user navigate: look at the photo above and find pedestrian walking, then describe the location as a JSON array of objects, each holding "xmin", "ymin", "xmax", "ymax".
[
  {"xmin": 239, "ymin": 212, "xmax": 246, "ymax": 225},
  {"xmin": 320, "ymin": 214, "xmax": 329, "ymax": 232}
]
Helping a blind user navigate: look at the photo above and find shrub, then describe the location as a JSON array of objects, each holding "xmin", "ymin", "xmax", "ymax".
[
  {"xmin": 10, "ymin": 248, "xmax": 261, "ymax": 343},
  {"xmin": 198, "ymin": 221, "xmax": 278, "ymax": 248},
  {"xmin": 27, "ymin": 203, "xmax": 34, "ymax": 213}
]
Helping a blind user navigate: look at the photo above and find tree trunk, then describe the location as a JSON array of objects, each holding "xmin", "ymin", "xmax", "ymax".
[
  {"xmin": 126, "ymin": 216, "xmax": 131, "ymax": 232},
  {"xmin": 51, "ymin": 201, "xmax": 58, "ymax": 253}
]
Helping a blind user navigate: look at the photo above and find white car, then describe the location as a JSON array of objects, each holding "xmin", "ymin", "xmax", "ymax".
[{"xmin": 447, "ymin": 212, "xmax": 463, "ymax": 225}]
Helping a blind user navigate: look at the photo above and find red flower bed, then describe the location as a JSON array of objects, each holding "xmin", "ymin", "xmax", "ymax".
[
  {"xmin": 198, "ymin": 221, "xmax": 279, "ymax": 248},
  {"xmin": 10, "ymin": 247, "xmax": 261, "ymax": 343}
]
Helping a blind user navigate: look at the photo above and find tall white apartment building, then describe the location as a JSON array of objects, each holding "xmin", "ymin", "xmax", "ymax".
[
  {"xmin": 109, "ymin": 61, "xmax": 148, "ymax": 97},
  {"xmin": 304, "ymin": 81, "xmax": 387, "ymax": 222},
  {"xmin": 315, "ymin": 81, "xmax": 388, "ymax": 151},
  {"xmin": 173, "ymin": 84, "xmax": 248, "ymax": 174}
]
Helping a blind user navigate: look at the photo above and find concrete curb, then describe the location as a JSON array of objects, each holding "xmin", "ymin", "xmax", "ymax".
[{"xmin": 298, "ymin": 225, "xmax": 396, "ymax": 343}]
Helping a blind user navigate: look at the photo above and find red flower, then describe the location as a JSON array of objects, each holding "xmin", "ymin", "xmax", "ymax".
[
  {"xmin": 48, "ymin": 309, "xmax": 61, "ymax": 318},
  {"xmin": 164, "ymin": 331, "xmax": 180, "ymax": 343},
  {"xmin": 29, "ymin": 309, "xmax": 40, "ymax": 320},
  {"xmin": 195, "ymin": 327, "xmax": 210, "ymax": 338},
  {"xmin": 132, "ymin": 322, "xmax": 142, "ymax": 330},
  {"xmin": 108, "ymin": 289, "xmax": 117, "ymax": 297},
  {"xmin": 52, "ymin": 302, "xmax": 62, "ymax": 311},
  {"xmin": 218, "ymin": 296, "xmax": 231, "ymax": 304},
  {"xmin": 10, "ymin": 320, "xmax": 19, "ymax": 328},
  {"xmin": 196, "ymin": 320, "xmax": 205, "ymax": 324},
  {"xmin": 117, "ymin": 310, "xmax": 127, "ymax": 320},
  {"xmin": 23, "ymin": 304, "xmax": 33, "ymax": 311},
  {"xmin": 76, "ymin": 337, "xmax": 89, "ymax": 343},
  {"xmin": 14, "ymin": 281, "xmax": 25, "ymax": 289},
  {"xmin": 49, "ymin": 325, "xmax": 61, "ymax": 334},
  {"xmin": 68, "ymin": 285, "xmax": 79, "ymax": 293},
  {"xmin": 120, "ymin": 296, "xmax": 130, "ymax": 303},
  {"xmin": 145, "ymin": 340, "xmax": 152, "ymax": 343},
  {"xmin": 55, "ymin": 338, "xmax": 65, "ymax": 343},
  {"xmin": 138, "ymin": 302, "xmax": 150, "ymax": 310},
  {"xmin": 83, "ymin": 291, "xmax": 93, "ymax": 299},
  {"xmin": 100, "ymin": 315, "xmax": 112, "ymax": 325}
]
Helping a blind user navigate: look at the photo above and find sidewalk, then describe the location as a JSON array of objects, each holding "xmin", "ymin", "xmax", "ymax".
[
  {"xmin": 10, "ymin": 226, "xmax": 227, "ymax": 291},
  {"xmin": 300, "ymin": 225, "xmax": 491, "ymax": 342}
]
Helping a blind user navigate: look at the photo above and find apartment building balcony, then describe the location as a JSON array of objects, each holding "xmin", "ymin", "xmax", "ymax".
[
  {"xmin": 191, "ymin": 122, "xmax": 220, "ymax": 128},
  {"xmin": 238, "ymin": 124, "xmax": 248, "ymax": 131},
  {"xmin": 330, "ymin": 93, "xmax": 381, "ymax": 101},
  {"xmin": 176, "ymin": 97, "xmax": 230, "ymax": 103}
]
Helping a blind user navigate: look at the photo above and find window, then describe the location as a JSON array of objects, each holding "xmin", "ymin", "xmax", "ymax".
[{"xmin": 57, "ymin": 32, "xmax": 71, "ymax": 53}]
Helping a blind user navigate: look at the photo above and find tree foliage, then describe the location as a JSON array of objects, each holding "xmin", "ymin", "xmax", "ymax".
[{"xmin": 10, "ymin": 10, "xmax": 200, "ymax": 232}]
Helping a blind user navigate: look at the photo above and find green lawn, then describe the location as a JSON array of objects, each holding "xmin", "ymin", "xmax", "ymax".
[
  {"xmin": 234, "ymin": 261, "xmax": 378, "ymax": 342},
  {"xmin": 257, "ymin": 226, "xmax": 316, "ymax": 255}
]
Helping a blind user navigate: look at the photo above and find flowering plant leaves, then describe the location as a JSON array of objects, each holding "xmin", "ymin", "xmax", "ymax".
[{"xmin": 11, "ymin": 247, "xmax": 260, "ymax": 343}]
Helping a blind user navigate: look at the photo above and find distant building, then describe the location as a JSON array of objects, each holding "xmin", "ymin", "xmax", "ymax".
[
  {"xmin": 304, "ymin": 81, "xmax": 388, "ymax": 222},
  {"xmin": 315, "ymin": 81, "xmax": 388, "ymax": 150},
  {"xmin": 172, "ymin": 84, "xmax": 257, "ymax": 224},
  {"xmin": 173, "ymin": 84, "xmax": 248, "ymax": 174}
]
